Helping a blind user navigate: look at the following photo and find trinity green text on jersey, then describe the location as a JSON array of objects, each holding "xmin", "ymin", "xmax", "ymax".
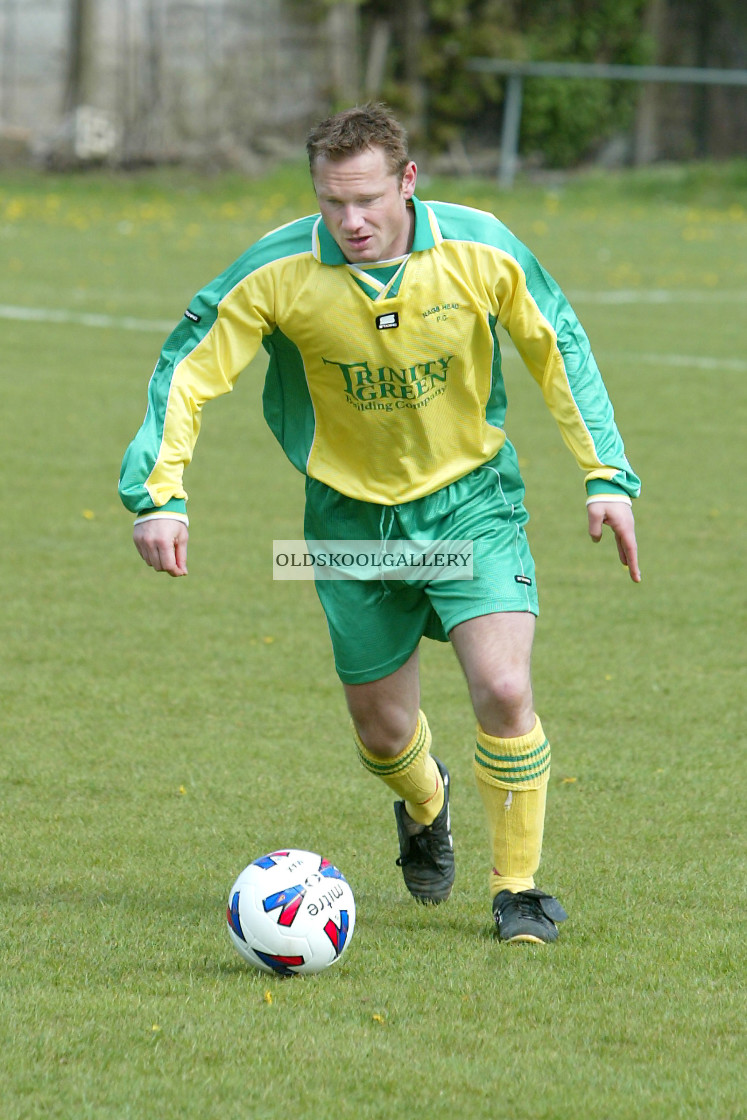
[{"xmin": 323, "ymin": 354, "xmax": 453, "ymax": 404}]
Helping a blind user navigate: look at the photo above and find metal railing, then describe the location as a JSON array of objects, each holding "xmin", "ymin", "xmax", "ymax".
[{"xmin": 467, "ymin": 58, "xmax": 747, "ymax": 187}]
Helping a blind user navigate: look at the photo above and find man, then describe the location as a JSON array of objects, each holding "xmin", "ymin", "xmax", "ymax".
[{"xmin": 120, "ymin": 103, "xmax": 641, "ymax": 944}]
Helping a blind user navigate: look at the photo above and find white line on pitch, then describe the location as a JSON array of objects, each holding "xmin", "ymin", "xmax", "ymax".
[
  {"xmin": 568, "ymin": 289, "xmax": 747, "ymax": 304},
  {"xmin": 0, "ymin": 304, "xmax": 174, "ymax": 332},
  {"xmin": 608, "ymin": 351, "xmax": 747, "ymax": 372},
  {"xmin": 500, "ymin": 342, "xmax": 747, "ymax": 372}
]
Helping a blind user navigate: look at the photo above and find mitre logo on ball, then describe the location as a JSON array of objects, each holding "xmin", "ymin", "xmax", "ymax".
[{"xmin": 226, "ymin": 849, "xmax": 356, "ymax": 976}]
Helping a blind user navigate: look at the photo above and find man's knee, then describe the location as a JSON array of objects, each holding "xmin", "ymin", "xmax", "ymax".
[
  {"xmin": 343, "ymin": 651, "xmax": 421, "ymax": 758},
  {"xmin": 471, "ymin": 668, "xmax": 534, "ymax": 736},
  {"xmin": 349, "ymin": 703, "xmax": 418, "ymax": 757}
]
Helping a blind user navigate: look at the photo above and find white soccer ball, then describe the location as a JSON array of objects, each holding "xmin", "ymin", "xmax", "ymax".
[{"xmin": 226, "ymin": 849, "xmax": 356, "ymax": 976}]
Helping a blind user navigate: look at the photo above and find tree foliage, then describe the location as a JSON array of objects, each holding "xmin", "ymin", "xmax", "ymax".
[
  {"xmin": 297, "ymin": 0, "xmax": 653, "ymax": 168},
  {"xmin": 506, "ymin": 0, "xmax": 651, "ymax": 166}
]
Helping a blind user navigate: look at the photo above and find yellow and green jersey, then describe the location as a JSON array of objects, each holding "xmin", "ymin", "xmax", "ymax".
[{"xmin": 119, "ymin": 197, "xmax": 640, "ymax": 515}]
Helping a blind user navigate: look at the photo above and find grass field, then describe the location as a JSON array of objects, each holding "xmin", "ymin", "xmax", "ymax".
[{"xmin": 1, "ymin": 159, "xmax": 746, "ymax": 1119}]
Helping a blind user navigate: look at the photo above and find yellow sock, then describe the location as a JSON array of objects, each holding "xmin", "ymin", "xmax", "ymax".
[
  {"xmin": 353, "ymin": 710, "xmax": 444, "ymax": 825},
  {"xmin": 473, "ymin": 716, "xmax": 550, "ymax": 897}
]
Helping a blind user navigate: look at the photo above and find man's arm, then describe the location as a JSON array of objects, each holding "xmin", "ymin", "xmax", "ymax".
[
  {"xmin": 118, "ymin": 234, "xmax": 283, "ymax": 523},
  {"xmin": 587, "ymin": 500, "xmax": 640, "ymax": 583},
  {"xmin": 133, "ymin": 517, "xmax": 189, "ymax": 577},
  {"xmin": 491, "ymin": 227, "xmax": 641, "ymax": 506}
]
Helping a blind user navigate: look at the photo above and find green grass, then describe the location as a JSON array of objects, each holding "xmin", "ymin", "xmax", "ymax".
[{"xmin": 1, "ymin": 161, "xmax": 745, "ymax": 1119}]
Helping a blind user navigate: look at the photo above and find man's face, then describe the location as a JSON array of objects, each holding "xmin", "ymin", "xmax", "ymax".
[{"xmin": 312, "ymin": 147, "xmax": 417, "ymax": 263}]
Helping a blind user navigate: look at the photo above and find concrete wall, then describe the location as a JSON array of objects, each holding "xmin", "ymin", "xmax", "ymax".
[{"xmin": 0, "ymin": 0, "xmax": 328, "ymax": 164}]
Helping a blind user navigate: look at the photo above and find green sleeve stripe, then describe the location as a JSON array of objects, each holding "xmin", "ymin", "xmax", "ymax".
[
  {"xmin": 134, "ymin": 499, "xmax": 187, "ymax": 517},
  {"xmin": 586, "ymin": 477, "xmax": 630, "ymax": 497}
]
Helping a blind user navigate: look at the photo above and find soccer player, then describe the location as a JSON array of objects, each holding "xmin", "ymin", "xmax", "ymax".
[{"xmin": 119, "ymin": 103, "xmax": 641, "ymax": 944}]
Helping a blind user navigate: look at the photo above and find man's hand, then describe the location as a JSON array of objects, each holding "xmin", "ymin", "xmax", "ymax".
[
  {"xmin": 587, "ymin": 501, "xmax": 641, "ymax": 583},
  {"xmin": 133, "ymin": 518, "xmax": 189, "ymax": 577}
]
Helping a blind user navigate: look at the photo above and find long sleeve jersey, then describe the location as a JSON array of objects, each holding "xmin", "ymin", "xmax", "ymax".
[{"xmin": 118, "ymin": 196, "xmax": 640, "ymax": 516}]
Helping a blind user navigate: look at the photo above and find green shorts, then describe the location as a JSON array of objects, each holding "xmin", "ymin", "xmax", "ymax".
[{"xmin": 304, "ymin": 447, "xmax": 538, "ymax": 684}]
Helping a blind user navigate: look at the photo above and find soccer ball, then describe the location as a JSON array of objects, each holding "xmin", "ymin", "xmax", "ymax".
[{"xmin": 226, "ymin": 849, "xmax": 356, "ymax": 976}]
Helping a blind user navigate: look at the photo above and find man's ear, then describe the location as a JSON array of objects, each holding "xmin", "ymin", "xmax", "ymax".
[{"xmin": 401, "ymin": 161, "xmax": 418, "ymax": 200}]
